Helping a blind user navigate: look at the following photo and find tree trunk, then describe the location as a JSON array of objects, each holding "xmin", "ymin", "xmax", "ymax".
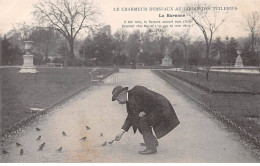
[
  {"xmin": 206, "ymin": 44, "xmax": 210, "ymax": 80},
  {"xmin": 64, "ymin": 38, "xmax": 75, "ymax": 67}
]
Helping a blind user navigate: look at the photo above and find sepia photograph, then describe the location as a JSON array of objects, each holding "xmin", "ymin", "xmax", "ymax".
[{"xmin": 0, "ymin": 0, "xmax": 260, "ymax": 163}]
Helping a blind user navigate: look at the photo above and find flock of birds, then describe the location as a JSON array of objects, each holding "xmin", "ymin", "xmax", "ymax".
[{"xmin": 2, "ymin": 125, "xmax": 115, "ymax": 156}]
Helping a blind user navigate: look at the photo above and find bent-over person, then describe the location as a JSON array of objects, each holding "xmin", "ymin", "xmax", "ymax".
[{"xmin": 112, "ymin": 85, "xmax": 180, "ymax": 154}]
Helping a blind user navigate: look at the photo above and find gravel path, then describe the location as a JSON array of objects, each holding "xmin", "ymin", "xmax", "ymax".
[{"xmin": 1, "ymin": 69, "xmax": 259, "ymax": 162}]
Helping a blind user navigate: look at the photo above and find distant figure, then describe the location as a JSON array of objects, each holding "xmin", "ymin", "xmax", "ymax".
[{"xmin": 112, "ymin": 85, "xmax": 180, "ymax": 154}]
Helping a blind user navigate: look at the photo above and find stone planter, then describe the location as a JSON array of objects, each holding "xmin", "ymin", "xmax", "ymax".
[{"xmin": 19, "ymin": 41, "xmax": 38, "ymax": 73}]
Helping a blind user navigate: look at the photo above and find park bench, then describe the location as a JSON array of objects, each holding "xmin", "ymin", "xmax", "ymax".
[
  {"xmin": 137, "ymin": 63, "xmax": 145, "ymax": 66},
  {"xmin": 89, "ymin": 70, "xmax": 104, "ymax": 87},
  {"xmin": 46, "ymin": 63, "xmax": 63, "ymax": 68}
]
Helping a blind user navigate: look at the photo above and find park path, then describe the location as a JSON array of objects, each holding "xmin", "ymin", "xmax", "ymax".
[{"xmin": 1, "ymin": 69, "xmax": 259, "ymax": 162}]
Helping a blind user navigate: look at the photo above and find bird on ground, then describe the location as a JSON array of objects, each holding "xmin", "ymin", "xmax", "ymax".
[
  {"xmin": 36, "ymin": 127, "xmax": 41, "ymax": 131},
  {"xmin": 40, "ymin": 142, "xmax": 46, "ymax": 147},
  {"xmin": 85, "ymin": 126, "xmax": 91, "ymax": 130},
  {"xmin": 38, "ymin": 144, "xmax": 45, "ymax": 151},
  {"xmin": 20, "ymin": 149, "xmax": 24, "ymax": 155},
  {"xmin": 36, "ymin": 136, "xmax": 41, "ymax": 141},
  {"xmin": 108, "ymin": 140, "xmax": 114, "ymax": 145},
  {"xmin": 3, "ymin": 149, "xmax": 8, "ymax": 154},
  {"xmin": 100, "ymin": 133, "xmax": 103, "ymax": 137},
  {"xmin": 57, "ymin": 147, "xmax": 62, "ymax": 152},
  {"xmin": 62, "ymin": 131, "xmax": 67, "ymax": 136},
  {"xmin": 16, "ymin": 142, "xmax": 22, "ymax": 146},
  {"xmin": 80, "ymin": 137, "xmax": 87, "ymax": 141},
  {"xmin": 101, "ymin": 141, "xmax": 107, "ymax": 146}
]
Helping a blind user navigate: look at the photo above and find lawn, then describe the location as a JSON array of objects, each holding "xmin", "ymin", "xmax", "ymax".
[
  {"xmin": 153, "ymin": 70, "xmax": 260, "ymax": 141},
  {"xmin": 163, "ymin": 69, "xmax": 260, "ymax": 93},
  {"xmin": 0, "ymin": 67, "xmax": 114, "ymax": 132}
]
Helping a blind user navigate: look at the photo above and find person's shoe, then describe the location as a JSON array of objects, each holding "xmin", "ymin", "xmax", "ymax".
[
  {"xmin": 138, "ymin": 148, "xmax": 157, "ymax": 155},
  {"xmin": 140, "ymin": 142, "xmax": 159, "ymax": 147}
]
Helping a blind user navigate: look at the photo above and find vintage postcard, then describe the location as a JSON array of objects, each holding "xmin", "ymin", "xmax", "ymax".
[{"xmin": 0, "ymin": 0, "xmax": 260, "ymax": 163}]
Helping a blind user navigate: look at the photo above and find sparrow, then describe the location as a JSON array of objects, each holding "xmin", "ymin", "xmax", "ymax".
[
  {"xmin": 101, "ymin": 141, "xmax": 107, "ymax": 146},
  {"xmin": 16, "ymin": 142, "xmax": 22, "ymax": 146},
  {"xmin": 80, "ymin": 137, "xmax": 87, "ymax": 141},
  {"xmin": 36, "ymin": 127, "xmax": 41, "ymax": 131},
  {"xmin": 85, "ymin": 125, "xmax": 91, "ymax": 130},
  {"xmin": 108, "ymin": 140, "xmax": 114, "ymax": 145},
  {"xmin": 100, "ymin": 133, "xmax": 103, "ymax": 137},
  {"xmin": 38, "ymin": 144, "xmax": 44, "ymax": 151},
  {"xmin": 20, "ymin": 149, "xmax": 24, "ymax": 155},
  {"xmin": 57, "ymin": 147, "xmax": 62, "ymax": 152},
  {"xmin": 62, "ymin": 131, "xmax": 67, "ymax": 136},
  {"xmin": 40, "ymin": 142, "xmax": 46, "ymax": 147},
  {"xmin": 3, "ymin": 149, "xmax": 8, "ymax": 154},
  {"xmin": 36, "ymin": 136, "xmax": 41, "ymax": 141}
]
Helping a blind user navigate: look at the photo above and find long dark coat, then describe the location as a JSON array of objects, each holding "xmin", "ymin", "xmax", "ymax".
[{"xmin": 121, "ymin": 85, "xmax": 180, "ymax": 139}]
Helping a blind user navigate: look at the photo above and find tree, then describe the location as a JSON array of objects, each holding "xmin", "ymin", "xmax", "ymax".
[
  {"xmin": 150, "ymin": 29, "xmax": 171, "ymax": 62},
  {"xmin": 211, "ymin": 37, "xmax": 225, "ymax": 65},
  {"xmin": 113, "ymin": 29, "xmax": 128, "ymax": 57},
  {"xmin": 1, "ymin": 36, "xmax": 23, "ymax": 65},
  {"xmin": 125, "ymin": 30, "xmax": 142, "ymax": 63},
  {"xmin": 243, "ymin": 11, "xmax": 260, "ymax": 52},
  {"xmin": 170, "ymin": 47, "xmax": 184, "ymax": 67},
  {"xmin": 225, "ymin": 37, "xmax": 238, "ymax": 65},
  {"xmin": 183, "ymin": 2, "xmax": 229, "ymax": 77},
  {"xmin": 80, "ymin": 25, "xmax": 114, "ymax": 66},
  {"xmin": 29, "ymin": 27, "xmax": 62, "ymax": 63},
  {"xmin": 175, "ymin": 29, "xmax": 191, "ymax": 69},
  {"xmin": 33, "ymin": 0, "xmax": 100, "ymax": 66}
]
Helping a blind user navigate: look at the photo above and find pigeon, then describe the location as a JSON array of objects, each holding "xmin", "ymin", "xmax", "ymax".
[
  {"xmin": 85, "ymin": 125, "xmax": 91, "ymax": 130},
  {"xmin": 108, "ymin": 140, "xmax": 114, "ymax": 145},
  {"xmin": 36, "ymin": 127, "xmax": 41, "ymax": 131},
  {"xmin": 80, "ymin": 137, "xmax": 87, "ymax": 141},
  {"xmin": 36, "ymin": 136, "xmax": 41, "ymax": 141},
  {"xmin": 100, "ymin": 133, "xmax": 103, "ymax": 137},
  {"xmin": 101, "ymin": 141, "xmax": 107, "ymax": 146},
  {"xmin": 57, "ymin": 147, "xmax": 62, "ymax": 152},
  {"xmin": 62, "ymin": 131, "xmax": 67, "ymax": 136},
  {"xmin": 3, "ymin": 149, "xmax": 8, "ymax": 154},
  {"xmin": 16, "ymin": 142, "xmax": 22, "ymax": 146},
  {"xmin": 20, "ymin": 149, "xmax": 24, "ymax": 155}
]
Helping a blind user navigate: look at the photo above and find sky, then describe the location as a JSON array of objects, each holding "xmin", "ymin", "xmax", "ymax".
[{"xmin": 0, "ymin": 0, "xmax": 260, "ymax": 40}]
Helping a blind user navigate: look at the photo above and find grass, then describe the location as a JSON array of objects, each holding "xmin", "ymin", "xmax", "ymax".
[
  {"xmin": 0, "ymin": 67, "xmax": 114, "ymax": 132},
  {"xmin": 154, "ymin": 70, "xmax": 260, "ymax": 140},
  {"xmin": 164, "ymin": 69, "xmax": 260, "ymax": 93}
]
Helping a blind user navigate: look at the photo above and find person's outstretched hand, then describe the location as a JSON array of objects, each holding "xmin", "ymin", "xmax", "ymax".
[
  {"xmin": 115, "ymin": 130, "xmax": 126, "ymax": 141},
  {"xmin": 115, "ymin": 133, "xmax": 123, "ymax": 141}
]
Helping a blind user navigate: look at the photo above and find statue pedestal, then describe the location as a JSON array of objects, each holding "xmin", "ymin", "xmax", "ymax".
[
  {"xmin": 161, "ymin": 57, "xmax": 172, "ymax": 66},
  {"xmin": 19, "ymin": 54, "xmax": 38, "ymax": 73},
  {"xmin": 161, "ymin": 48, "xmax": 173, "ymax": 66},
  {"xmin": 19, "ymin": 41, "xmax": 38, "ymax": 73},
  {"xmin": 234, "ymin": 55, "xmax": 243, "ymax": 67}
]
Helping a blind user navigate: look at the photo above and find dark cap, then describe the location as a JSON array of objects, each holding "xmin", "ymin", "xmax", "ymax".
[{"xmin": 112, "ymin": 86, "xmax": 128, "ymax": 101}]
